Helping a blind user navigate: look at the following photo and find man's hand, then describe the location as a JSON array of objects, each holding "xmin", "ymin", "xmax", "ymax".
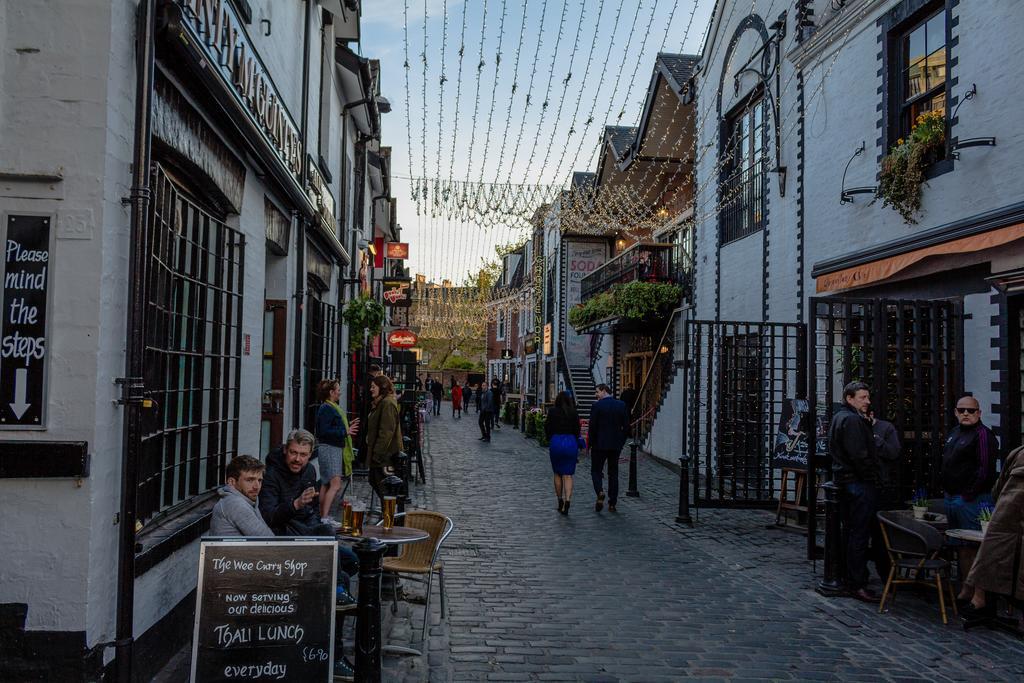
[{"xmin": 293, "ymin": 486, "xmax": 317, "ymax": 510}]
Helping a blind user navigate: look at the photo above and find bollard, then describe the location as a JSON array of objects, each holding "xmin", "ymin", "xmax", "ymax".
[
  {"xmin": 626, "ymin": 441, "xmax": 640, "ymax": 497},
  {"xmin": 354, "ymin": 538, "xmax": 386, "ymax": 683},
  {"xmin": 816, "ymin": 481, "xmax": 846, "ymax": 596},
  {"xmin": 675, "ymin": 456, "xmax": 693, "ymax": 525}
]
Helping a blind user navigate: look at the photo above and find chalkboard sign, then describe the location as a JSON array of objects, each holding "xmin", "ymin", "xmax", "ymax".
[
  {"xmin": 1, "ymin": 214, "xmax": 51, "ymax": 428},
  {"xmin": 190, "ymin": 539, "xmax": 338, "ymax": 682}
]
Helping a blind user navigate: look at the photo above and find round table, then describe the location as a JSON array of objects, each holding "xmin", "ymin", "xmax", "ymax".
[
  {"xmin": 945, "ymin": 528, "xmax": 985, "ymax": 544},
  {"xmin": 337, "ymin": 525, "xmax": 429, "ymax": 545}
]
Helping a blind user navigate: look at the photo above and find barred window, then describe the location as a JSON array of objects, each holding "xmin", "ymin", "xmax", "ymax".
[
  {"xmin": 138, "ymin": 166, "xmax": 245, "ymax": 525},
  {"xmin": 719, "ymin": 95, "xmax": 767, "ymax": 245}
]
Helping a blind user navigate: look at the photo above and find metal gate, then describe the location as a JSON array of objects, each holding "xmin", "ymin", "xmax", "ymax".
[
  {"xmin": 806, "ymin": 297, "xmax": 962, "ymax": 557},
  {"xmin": 684, "ymin": 320, "xmax": 807, "ymax": 507}
]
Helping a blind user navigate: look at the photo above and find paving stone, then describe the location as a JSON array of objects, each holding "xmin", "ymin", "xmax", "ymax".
[{"xmin": 381, "ymin": 406, "xmax": 1024, "ymax": 682}]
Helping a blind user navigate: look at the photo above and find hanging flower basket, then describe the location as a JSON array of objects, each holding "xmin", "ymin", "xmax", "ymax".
[
  {"xmin": 877, "ymin": 110, "xmax": 946, "ymax": 224},
  {"xmin": 342, "ymin": 294, "xmax": 385, "ymax": 350}
]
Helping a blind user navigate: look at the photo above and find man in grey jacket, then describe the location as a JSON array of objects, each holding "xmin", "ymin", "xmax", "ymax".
[{"xmin": 210, "ymin": 455, "xmax": 274, "ymax": 537}]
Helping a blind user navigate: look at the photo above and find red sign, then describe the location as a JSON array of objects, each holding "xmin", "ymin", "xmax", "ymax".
[
  {"xmin": 386, "ymin": 242, "xmax": 409, "ymax": 259},
  {"xmin": 373, "ymin": 237, "xmax": 385, "ymax": 268},
  {"xmin": 387, "ymin": 329, "xmax": 418, "ymax": 348}
]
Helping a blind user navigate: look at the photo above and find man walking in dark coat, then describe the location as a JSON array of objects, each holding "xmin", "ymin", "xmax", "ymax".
[
  {"xmin": 588, "ymin": 384, "xmax": 630, "ymax": 512},
  {"xmin": 478, "ymin": 379, "xmax": 498, "ymax": 442},
  {"xmin": 828, "ymin": 381, "xmax": 881, "ymax": 602},
  {"xmin": 430, "ymin": 377, "xmax": 443, "ymax": 416}
]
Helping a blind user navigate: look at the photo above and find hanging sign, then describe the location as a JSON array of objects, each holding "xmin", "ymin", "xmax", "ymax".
[
  {"xmin": 381, "ymin": 279, "xmax": 412, "ymax": 307},
  {"xmin": 190, "ymin": 539, "xmax": 337, "ymax": 682},
  {"xmin": 501, "ymin": 349, "xmax": 514, "ymax": 360},
  {"xmin": 543, "ymin": 323, "xmax": 552, "ymax": 355},
  {"xmin": 1, "ymin": 215, "xmax": 52, "ymax": 428},
  {"xmin": 387, "ymin": 329, "xmax": 418, "ymax": 348},
  {"xmin": 385, "ymin": 242, "xmax": 409, "ymax": 259}
]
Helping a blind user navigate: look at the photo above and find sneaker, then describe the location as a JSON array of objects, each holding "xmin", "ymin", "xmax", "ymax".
[
  {"xmin": 336, "ymin": 588, "xmax": 357, "ymax": 611},
  {"xmin": 321, "ymin": 517, "xmax": 341, "ymax": 529},
  {"xmin": 333, "ymin": 656, "xmax": 355, "ymax": 681}
]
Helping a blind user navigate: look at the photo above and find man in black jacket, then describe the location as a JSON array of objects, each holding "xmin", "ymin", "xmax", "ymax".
[
  {"xmin": 588, "ymin": 384, "xmax": 630, "ymax": 513},
  {"xmin": 827, "ymin": 381, "xmax": 880, "ymax": 602},
  {"xmin": 259, "ymin": 429, "xmax": 359, "ymax": 608},
  {"xmin": 430, "ymin": 377, "xmax": 444, "ymax": 416}
]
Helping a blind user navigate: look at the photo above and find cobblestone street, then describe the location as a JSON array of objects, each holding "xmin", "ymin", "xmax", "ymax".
[{"xmin": 384, "ymin": 405, "xmax": 1024, "ymax": 682}]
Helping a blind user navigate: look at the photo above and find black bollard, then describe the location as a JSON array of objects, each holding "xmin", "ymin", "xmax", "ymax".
[
  {"xmin": 816, "ymin": 481, "xmax": 846, "ymax": 596},
  {"xmin": 675, "ymin": 456, "xmax": 693, "ymax": 525},
  {"xmin": 354, "ymin": 538, "xmax": 386, "ymax": 683},
  {"xmin": 626, "ymin": 441, "xmax": 640, "ymax": 497}
]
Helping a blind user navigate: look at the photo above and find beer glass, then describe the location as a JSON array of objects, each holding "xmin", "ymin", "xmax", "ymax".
[
  {"xmin": 351, "ymin": 508, "xmax": 365, "ymax": 536},
  {"xmin": 382, "ymin": 496, "xmax": 397, "ymax": 531},
  {"xmin": 340, "ymin": 501, "xmax": 353, "ymax": 533}
]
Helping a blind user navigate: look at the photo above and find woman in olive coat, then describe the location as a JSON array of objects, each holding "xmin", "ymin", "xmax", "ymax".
[
  {"xmin": 962, "ymin": 445, "xmax": 1024, "ymax": 616},
  {"xmin": 365, "ymin": 374, "xmax": 403, "ymax": 500}
]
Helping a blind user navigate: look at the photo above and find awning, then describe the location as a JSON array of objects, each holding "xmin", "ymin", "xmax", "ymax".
[{"xmin": 815, "ymin": 222, "xmax": 1024, "ymax": 293}]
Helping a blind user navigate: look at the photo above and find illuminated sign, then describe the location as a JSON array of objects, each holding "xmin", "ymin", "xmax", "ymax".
[
  {"xmin": 381, "ymin": 279, "xmax": 412, "ymax": 307},
  {"xmin": 385, "ymin": 242, "xmax": 409, "ymax": 259},
  {"xmin": 387, "ymin": 329, "xmax": 418, "ymax": 348},
  {"xmin": 543, "ymin": 323, "xmax": 552, "ymax": 355}
]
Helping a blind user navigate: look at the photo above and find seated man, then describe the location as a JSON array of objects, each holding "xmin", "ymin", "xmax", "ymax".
[
  {"xmin": 210, "ymin": 455, "xmax": 274, "ymax": 537},
  {"xmin": 259, "ymin": 429, "xmax": 359, "ymax": 609}
]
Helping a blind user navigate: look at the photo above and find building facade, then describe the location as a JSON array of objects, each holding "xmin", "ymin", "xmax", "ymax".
[{"xmin": 0, "ymin": 1, "xmax": 392, "ymax": 678}]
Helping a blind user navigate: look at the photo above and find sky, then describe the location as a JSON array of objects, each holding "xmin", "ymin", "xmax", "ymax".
[{"xmin": 358, "ymin": 0, "xmax": 716, "ymax": 283}]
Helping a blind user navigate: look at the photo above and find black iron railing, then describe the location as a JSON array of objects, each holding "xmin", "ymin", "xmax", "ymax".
[
  {"xmin": 719, "ymin": 164, "xmax": 766, "ymax": 245},
  {"xmin": 580, "ymin": 242, "xmax": 679, "ymax": 301}
]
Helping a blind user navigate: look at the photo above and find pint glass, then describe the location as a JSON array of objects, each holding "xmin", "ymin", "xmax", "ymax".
[
  {"xmin": 351, "ymin": 509, "xmax": 365, "ymax": 536},
  {"xmin": 382, "ymin": 496, "xmax": 397, "ymax": 530},
  {"xmin": 340, "ymin": 501, "xmax": 353, "ymax": 533}
]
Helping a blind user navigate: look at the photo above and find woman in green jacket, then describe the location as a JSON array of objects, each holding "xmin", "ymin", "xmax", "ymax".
[{"xmin": 366, "ymin": 374, "xmax": 403, "ymax": 499}]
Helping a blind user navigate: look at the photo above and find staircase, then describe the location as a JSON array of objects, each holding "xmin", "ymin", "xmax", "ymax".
[{"xmin": 568, "ymin": 366, "xmax": 597, "ymax": 416}]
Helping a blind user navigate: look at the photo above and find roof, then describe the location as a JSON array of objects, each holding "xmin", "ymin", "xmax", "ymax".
[
  {"xmin": 656, "ymin": 53, "xmax": 699, "ymax": 94},
  {"xmin": 571, "ymin": 172, "xmax": 597, "ymax": 190},
  {"xmin": 604, "ymin": 126, "xmax": 638, "ymax": 160}
]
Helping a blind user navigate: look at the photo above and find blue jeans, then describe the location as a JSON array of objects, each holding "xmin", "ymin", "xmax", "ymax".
[
  {"xmin": 840, "ymin": 481, "xmax": 878, "ymax": 590},
  {"xmin": 945, "ymin": 493, "xmax": 995, "ymax": 543},
  {"xmin": 337, "ymin": 544, "xmax": 359, "ymax": 592}
]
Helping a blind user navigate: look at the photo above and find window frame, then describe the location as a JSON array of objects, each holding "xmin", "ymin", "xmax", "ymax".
[{"xmin": 882, "ymin": 0, "xmax": 953, "ymax": 176}]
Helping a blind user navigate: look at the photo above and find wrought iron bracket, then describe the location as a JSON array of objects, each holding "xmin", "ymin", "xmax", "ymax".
[
  {"xmin": 731, "ymin": 12, "xmax": 788, "ymax": 197},
  {"xmin": 951, "ymin": 136, "xmax": 996, "ymax": 160},
  {"xmin": 839, "ymin": 142, "xmax": 877, "ymax": 204}
]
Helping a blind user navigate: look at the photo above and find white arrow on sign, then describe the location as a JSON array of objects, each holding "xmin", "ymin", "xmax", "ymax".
[{"xmin": 10, "ymin": 367, "xmax": 31, "ymax": 419}]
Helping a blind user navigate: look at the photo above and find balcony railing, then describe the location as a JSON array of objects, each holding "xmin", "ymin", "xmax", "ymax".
[
  {"xmin": 580, "ymin": 242, "xmax": 678, "ymax": 302},
  {"xmin": 719, "ymin": 164, "xmax": 766, "ymax": 245}
]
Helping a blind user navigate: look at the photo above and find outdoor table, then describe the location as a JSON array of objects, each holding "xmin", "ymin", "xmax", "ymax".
[
  {"xmin": 338, "ymin": 526, "xmax": 431, "ymax": 658},
  {"xmin": 944, "ymin": 528, "xmax": 984, "ymax": 544},
  {"xmin": 892, "ymin": 509, "xmax": 948, "ymax": 530}
]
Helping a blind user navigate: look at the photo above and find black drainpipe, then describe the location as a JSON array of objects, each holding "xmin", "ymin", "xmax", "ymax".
[
  {"xmin": 114, "ymin": 0, "xmax": 155, "ymax": 680},
  {"xmin": 291, "ymin": 0, "xmax": 314, "ymax": 430}
]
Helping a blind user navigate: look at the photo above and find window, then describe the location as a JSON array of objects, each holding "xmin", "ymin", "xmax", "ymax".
[
  {"xmin": 719, "ymin": 94, "xmax": 767, "ymax": 244},
  {"xmin": 497, "ymin": 310, "xmax": 506, "ymax": 341},
  {"xmin": 137, "ymin": 166, "xmax": 244, "ymax": 525},
  {"xmin": 304, "ymin": 294, "xmax": 339, "ymax": 431},
  {"xmin": 897, "ymin": 9, "xmax": 947, "ymax": 143}
]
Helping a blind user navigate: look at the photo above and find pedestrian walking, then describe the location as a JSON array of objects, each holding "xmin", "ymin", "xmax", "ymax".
[
  {"xmin": 451, "ymin": 382, "xmax": 462, "ymax": 419},
  {"xmin": 827, "ymin": 381, "xmax": 881, "ymax": 603},
  {"xmin": 463, "ymin": 382, "xmax": 473, "ymax": 414},
  {"xmin": 314, "ymin": 379, "xmax": 359, "ymax": 527},
  {"xmin": 546, "ymin": 392, "xmax": 581, "ymax": 515},
  {"xmin": 588, "ymin": 384, "xmax": 629, "ymax": 513},
  {"xmin": 430, "ymin": 377, "xmax": 443, "ymax": 416},
  {"xmin": 365, "ymin": 375, "xmax": 403, "ymax": 501},
  {"xmin": 474, "ymin": 383, "xmax": 483, "ymax": 413},
  {"xmin": 478, "ymin": 379, "xmax": 499, "ymax": 442},
  {"xmin": 940, "ymin": 394, "xmax": 999, "ymax": 605}
]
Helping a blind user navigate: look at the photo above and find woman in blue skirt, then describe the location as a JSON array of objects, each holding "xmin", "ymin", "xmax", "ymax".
[{"xmin": 546, "ymin": 392, "xmax": 581, "ymax": 515}]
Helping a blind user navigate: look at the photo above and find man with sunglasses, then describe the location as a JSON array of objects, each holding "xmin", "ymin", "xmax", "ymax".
[{"xmin": 941, "ymin": 394, "xmax": 999, "ymax": 604}]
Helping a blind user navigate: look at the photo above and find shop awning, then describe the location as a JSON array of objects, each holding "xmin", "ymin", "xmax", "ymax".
[{"xmin": 815, "ymin": 221, "xmax": 1024, "ymax": 293}]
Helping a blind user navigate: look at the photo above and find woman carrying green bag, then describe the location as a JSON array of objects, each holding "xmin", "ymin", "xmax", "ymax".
[{"xmin": 315, "ymin": 379, "xmax": 359, "ymax": 526}]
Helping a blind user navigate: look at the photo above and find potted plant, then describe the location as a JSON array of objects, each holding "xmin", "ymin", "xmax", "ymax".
[
  {"xmin": 342, "ymin": 294, "xmax": 385, "ymax": 350},
  {"xmin": 978, "ymin": 504, "xmax": 994, "ymax": 534},
  {"xmin": 877, "ymin": 110, "xmax": 946, "ymax": 224},
  {"xmin": 910, "ymin": 488, "xmax": 929, "ymax": 520}
]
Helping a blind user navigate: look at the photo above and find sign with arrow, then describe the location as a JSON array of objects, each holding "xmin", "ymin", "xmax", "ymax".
[{"xmin": 1, "ymin": 215, "xmax": 51, "ymax": 428}]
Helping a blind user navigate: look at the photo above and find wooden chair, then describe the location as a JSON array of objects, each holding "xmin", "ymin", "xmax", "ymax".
[
  {"xmin": 382, "ymin": 511, "xmax": 454, "ymax": 640},
  {"xmin": 877, "ymin": 510, "xmax": 958, "ymax": 624}
]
